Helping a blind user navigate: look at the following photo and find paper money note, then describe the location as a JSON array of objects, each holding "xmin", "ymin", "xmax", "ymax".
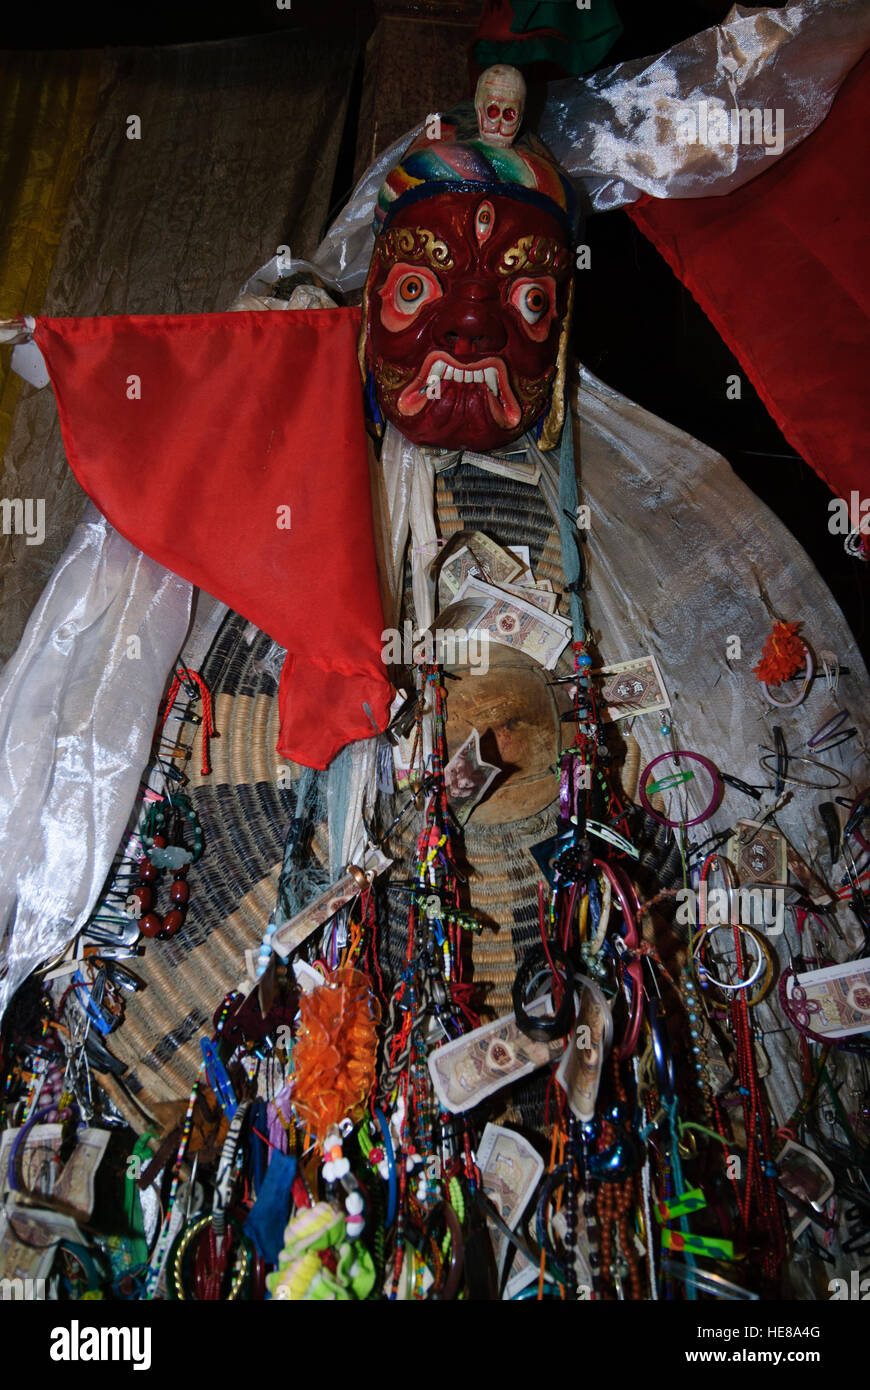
[
  {"xmin": 508, "ymin": 545, "xmax": 532, "ymax": 577},
  {"xmin": 441, "ymin": 576, "xmax": 571, "ymax": 670},
  {"xmin": 444, "ymin": 727, "xmax": 501, "ymax": 825},
  {"xmin": 777, "ymin": 1139, "xmax": 835, "ymax": 1239},
  {"xmin": 791, "ymin": 958, "xmax": 870, "ymax": 1038},
  {"xmin": 597, "ymin": 655, "xmax": 670, "ymax": 721},
  {"xmin": 53, "ymin": 1127, "xmax": 109, "ymax": 1219},
  {"xmin": 0, "ymin": 1207, "xmax": 83, "ymax": 1288},
  {"xmin": 727, "ymin": 820, "xmax": 788, "ymax": 885},
  {"xmin": 428, "ymin": 1006, "xmax": 563, "ymax": 1113},
  {"xmin": 460, "ymin": 450, "xmax": 542, "ymax": 487},
  {"xmin": 0, "ymin": 1124, "xmax": 62, "ymax": 1200},
  {"xmin": 437, "ymin": 531, "xmax": 524, "ymax": 604},
  {"xmin": 478, "ymin": 1124, "xmax": 543, "ymax": 1229},
  {"xmin": 555, "ymin": 978, "xmax": 612, "ymax": 1121},
  {"xmin": 489, "ymin": 576, "xmax": 558, "ymax": 614},
  {"xmin": 271, "ymin": 852, "xmax": 392, "ymax": 961},
  {"xmin": 478, "ymin": 1123, "xmax": 544, "ymax": 1285}
]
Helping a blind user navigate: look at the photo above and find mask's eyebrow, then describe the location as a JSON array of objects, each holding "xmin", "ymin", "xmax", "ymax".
[
  {"xmin": 495, "ymin": 234, "xmax": 571, "ymax": 277},
  {"xmin": 377, "ymin": 226, "xmax": 455, "ymax": 272}
]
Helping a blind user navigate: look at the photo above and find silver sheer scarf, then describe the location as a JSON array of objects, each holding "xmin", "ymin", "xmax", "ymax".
[{"xmin": 0, "ymin": 507, "xmax": 190, "ymax": 1018}]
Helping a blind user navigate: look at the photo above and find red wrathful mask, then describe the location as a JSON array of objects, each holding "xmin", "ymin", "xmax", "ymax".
[{"xmin": 363, "ymin": 191, "xmax": 573, "ymax": 452}]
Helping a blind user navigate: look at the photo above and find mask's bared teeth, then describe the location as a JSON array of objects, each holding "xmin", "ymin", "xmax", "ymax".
[{"xmin": 483, "ymin": 367, "xmax": 499, "ymax": 398}]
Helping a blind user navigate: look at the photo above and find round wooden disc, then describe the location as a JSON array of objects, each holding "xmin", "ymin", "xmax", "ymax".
[{"xmin": 443, "ymin": 643, "xmax": 564, "ymax": 825}]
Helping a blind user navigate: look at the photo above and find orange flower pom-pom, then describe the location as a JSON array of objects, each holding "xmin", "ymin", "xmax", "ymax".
[
  {"xmin": 291, "ymin": 968, "xmax": 381, "ymax": 1143},
  {"xmin": 753, "ymin": 621, "xmax": 807, "ymax": 686}
]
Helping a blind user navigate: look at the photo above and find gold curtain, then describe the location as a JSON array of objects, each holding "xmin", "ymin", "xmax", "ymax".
[{"xmin": 0, "ymin": 49, "xmax": 103, "ymax": 465}]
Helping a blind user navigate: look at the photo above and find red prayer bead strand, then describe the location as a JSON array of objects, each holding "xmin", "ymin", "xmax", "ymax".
[{"xmin": 158, "ymin": 666, "xmax": 216, "ymax": 776}]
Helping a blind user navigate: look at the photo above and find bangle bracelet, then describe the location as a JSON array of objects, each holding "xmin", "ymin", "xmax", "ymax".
[
  {"xmin": 692, "ymin": 922, "xmax": 766, "ymax": 995},
  {"xmin": 762, "ymin": 643, "xmax": 814, "ymax": 707},
  {"xmin": 585, "ymin": 871, "xmax": 612, "ymax": 957},
  {"xmin": 168, "ymin": 1215, "xmax": 251, "ymax": 1300},
  {"xmin": 758, "ymin": 752, "xmax": 849, "ymax": 790},
  {"xmin": 693, "ymin": 923, "xmax": 774, "ymax": 1005},
  {"xmin": 425, "ymin": 1199, "xmax": 464, "ymax": 1301},
  {"xmin": 638, "ymin": 750, "xmax": 723, "ymax": 828},
  {"xmin": 512, "ymin": 945, "xmax": 575, "ymax": 1042}
]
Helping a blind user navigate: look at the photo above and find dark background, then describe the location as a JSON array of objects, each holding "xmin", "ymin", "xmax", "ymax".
[{"xmin": 3, "ymin": 0, "xmax": 866, "ymax": 660}]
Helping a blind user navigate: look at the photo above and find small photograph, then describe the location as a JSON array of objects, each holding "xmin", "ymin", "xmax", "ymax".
[{"xmin": 443, "ymin": 728, "xmax": 501, "ymax": 824}]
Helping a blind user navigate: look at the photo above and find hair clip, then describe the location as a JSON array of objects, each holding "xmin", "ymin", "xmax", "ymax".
[
  {"xmin": 584, "ymin": 820, "xmax": 638, "ymax": 859},
  {"xmin": 174, "ymin": 660, "xmax": 201, "ymax": 698},
  {"xmin": 720, "ymin": 772, "xmax": 768, "ymax": 800},
  {"xmin": 808, "ymin": 708, "xmax": 855, "ymax": 752},
  {"xmin": 819, "ymin": 802, "xmax": 842, "ymax": 864}
]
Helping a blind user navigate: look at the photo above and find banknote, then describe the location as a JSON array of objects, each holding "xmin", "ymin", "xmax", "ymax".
[
  {"xmin": 489, "ymin": 576, "xmax": 558, "ymax": 614},
  {"xmin": 726, "ymin": 820, "xmax": 788, "ymax": 885},
  {"xmin": 437, "ymin": 530, "xmax": 524, "ymax": 604},
  {"xmin": 271, "ymin": 854, "xmax": 392, "ymax": 961},
  {"xmin": 52, "ymin": 1127, "xmax": 109, "ymax": 1219},
  {"xmin": 478, "ymin": 1124, "xmax": 544, "ymax": 1228},
  {"xmin": 441, "ymin": 576, "xmax": 571, "ymax": 670},
  {"xmin": 507, "ymin": 546, "xmax": 532, "ymax": 577},
  {"xmin": 428, "ymin": 1005, "xmax": 564, "ymax": 1113},
  {"xmin": 555, "ymin": 978, "xmax": 612, "ymax": 1121},
  {"xmin": 460, "ymin": 450, "xmax": 542, "ymax": 487},
  {"xmin": 444, "ymin": 727, "xmax": 501, "ymax": 825},
  {"xmin": 777, "ymin": 1139, "xmax": 835, "ymax": 1239},
  {"xmin": 597, "ymin": 655, "xmax": 671, "ymax": 722},
  {"xmin": 0, "ymin": 1206, "xmax": 83, "ymax": 1288},
  {"xmin": 0, "ymin": 1124, "xmax": 62, "ymax": 1200},
  {"xmin": 478, "ymin": 1123, "xmax": 544, "ymax": 1283},
  {"xmin": 790, "ymin": 958, "xmax": 870, "ymax": 1038},
  {"xmin": 503, "ymin": 1247, "xmax": 540, "ymax": 1300}
]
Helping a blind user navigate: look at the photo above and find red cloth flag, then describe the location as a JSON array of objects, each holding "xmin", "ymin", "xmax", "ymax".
[
  {"xmin": 627, "ymin": 53, "xmax": 870, "ymax": 503},
  {"xmin": 34, "ymin": 307, "xmax": 392, "ymax": 769}
]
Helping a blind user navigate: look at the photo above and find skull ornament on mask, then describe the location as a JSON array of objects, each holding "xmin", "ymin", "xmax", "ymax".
[
  {"xmin": 474, "ymin": 64, "xmax": 526, "ymax": 148},
  {"xmin": 363, "ymin": 83, "xmax": 576, "ymax": 453}
]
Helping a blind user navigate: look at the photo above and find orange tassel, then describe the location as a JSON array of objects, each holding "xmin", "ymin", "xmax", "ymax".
[
  {"xmin": 292, "ymin": 969, "xmax": 381, "ymax": 1144},
  {"xmin": 753, "ymin": 621, "xmax": 806, "ymax": 685}
]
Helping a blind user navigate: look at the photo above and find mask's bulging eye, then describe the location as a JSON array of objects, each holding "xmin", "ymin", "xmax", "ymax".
[
  {"xmin": 378, "ymin": 263, "xmax": 443, "ymax": 331},
  {"xmin": 486, "ymin": 103, "xmax": 501, "ymax": 120},
  {"xmin": 513, "ymin": 282, "xmax": 550, "ymax": 324},
  {"xmin": 397, "ymin": 271, "xmax": 425, "ymax": 304},
  {"xmin": 507, "ymin": 276, "xmax": 558, "ymax": 341},
  {"xmin": 475, "ymin": 200, "xmax": 495, "ymax": 245}
]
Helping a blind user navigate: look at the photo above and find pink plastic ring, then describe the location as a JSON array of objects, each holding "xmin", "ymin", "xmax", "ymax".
[{"xmin": 638, "ymin": 750, "xmax": 723, "ymax": 828}]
